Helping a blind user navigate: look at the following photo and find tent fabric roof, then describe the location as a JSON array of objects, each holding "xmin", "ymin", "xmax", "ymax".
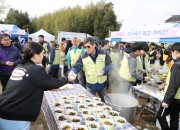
[
  {"xmin": 0, "ymin": 24, "xmax": 20, "ymax": 30},
  {"xmin": 30, "ymin": 29, "xmax": 54, "ymax": 37},
  {"xmin": 29, "ymin": 29, "xmax": 55, "ymax": 42}
]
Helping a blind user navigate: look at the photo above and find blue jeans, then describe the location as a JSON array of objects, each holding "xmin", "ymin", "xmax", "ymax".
[
  {"xmin": 0, "ymin": 118, "xmax": 30, "ymax": 130},
  {"xmin": 87, "ymin": 87, "xmax": 106, "ymax": 102}
]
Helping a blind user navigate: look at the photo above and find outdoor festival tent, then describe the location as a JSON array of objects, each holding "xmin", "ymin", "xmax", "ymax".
[
  {"xmin": 0, "ymin": 24, "xmax": 27, "ymax": 38},
  {"xmin": 29, "ymin": 29, "xmax": 55, "ymax": 42},
  {"xmin": 110, "ymin": 23, "xmax": 180, "ymax": 43}
]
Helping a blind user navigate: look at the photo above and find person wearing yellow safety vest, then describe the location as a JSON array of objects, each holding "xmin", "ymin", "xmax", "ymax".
[
  {"xmin": 59, "ymin": 37, "xmax": 66, "ymax": 77},
  {"xmin": 67, "ymin": 37, "xmax": 85, "ymax": 84},
  {"xmin": 157, "ymin": 42, "xmax": 180, "ymax": 130},
  {"xmin": 38, "ymin": 35, "xmax": 51, "ymax": 68},
  {"xmin": 163, "ymin": 49, "xmax": 174, "ymax": 79},
  {"xmin": 67, "ymin": 37, "xmax": 85, "ymax": 69},
  {"xmin": 147, "ymin": 48, "xmax": 166, "ymax": 81},
  {"xmin": 147, "ymin": 49, "xmax": 166, "ymax": 109},
  {"xmin": 68, "ymin": 37, "xmax": 112, "ymax": 102},
  {"xmin": 135, "ymin": 42, "xmax": 149, "ymax": 85},
  {"xmin": 48, "ymin": 41, "xmax": 60, "ymax": 78},
  {"xmin": 119, "ymin": 42, "xmax": 149, "ymax": 93},
  {"xmin": 148, "ymin": 42, "xmax": 157, "ymax": 60}
]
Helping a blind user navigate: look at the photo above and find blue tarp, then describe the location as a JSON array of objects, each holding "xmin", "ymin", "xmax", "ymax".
[
  {"xmin": 0, "ymin": 24, "xmax": 28, "ymax": 38},
  {"xmin": 159, "ymin": 38, "xmax": 180, "ymax": 43},
  {"xmin": 111, "ymin": 38, "xmax": 122, "ymax": 42}
]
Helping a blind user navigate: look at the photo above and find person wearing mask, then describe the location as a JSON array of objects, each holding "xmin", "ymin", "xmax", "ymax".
[
  {"xmin": 157, "ymin": 42, "xmax": 180, "ymax": 130},
  {"xmin": 0, "ymin": 34, "xmax": 21, "ymax": 91},
  {"xmin": 48, "ymin": 40, "xmax": 60, "ymax": 78},
  {"xmin": 38, "ymin": 35, "xmax": 51, "ymax": 68},
  {"xmin": 0, "ymin": 42, "xmax": 68, "ymax": 130},
  {"xmin": 68, "ymin": 37, "xmax": 112, "ymax": 102}
]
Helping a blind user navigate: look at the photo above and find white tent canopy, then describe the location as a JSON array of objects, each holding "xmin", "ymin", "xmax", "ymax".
[{"xmin": 29, "ymin": 29, "xmax": 55, "ymax": 42}]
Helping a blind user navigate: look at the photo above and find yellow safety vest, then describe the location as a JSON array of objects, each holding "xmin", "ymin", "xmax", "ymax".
[
  {"xmin": 136, "ymin": 56, "xmax": 143, "ymax": 75},
  {"xmin": 148, "ymin": 50, "xmax": 154, "ymax": 60},
  {"xmin": 52, "ymin": 48, "xmax": 60, "ymax": 65},
  {"xmin": 119, "ymin": 54, "xmax": 137, "ymax": 82},
  {"xmin": 164, "ymin": 70, "xmax": 180, "ymax": 100},
  {"xmin": 82, "ymin": 54, "xmax": 107, "ymax": 84},
  {"xmin": 139, "ymin": 54, "xmax": 149, "ymax": 74},
  {"xmin": 70, "ymin": 48, "xmax": 82, "ymax": 66}
]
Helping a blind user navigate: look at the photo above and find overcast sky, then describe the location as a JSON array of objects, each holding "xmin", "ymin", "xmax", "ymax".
[{"xmin": 4, "ymin": 0, "xmax": 180, "ymax": 30}]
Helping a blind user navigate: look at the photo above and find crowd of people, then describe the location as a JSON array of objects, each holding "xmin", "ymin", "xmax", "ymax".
[{"xmin": 0, "ymin": 33, "xmax": 179, "ymax": 130}]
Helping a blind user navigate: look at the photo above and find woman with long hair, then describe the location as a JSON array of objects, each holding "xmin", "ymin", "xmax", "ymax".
[
  {"xmin": 147, "ymin": 48, "xmax": 167, "ymax": 109},
  {"xmin": 0, "ymin": 42, "xmax": 68, "ymax": 130},
  {"xmin": 148, "ymin": 48, "xmax": 167, "ymax": 80}
]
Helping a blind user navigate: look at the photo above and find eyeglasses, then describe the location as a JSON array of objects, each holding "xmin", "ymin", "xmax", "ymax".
[{"xmin": 84, "ymin": 45, "xmax": 91, "ymax": 49}]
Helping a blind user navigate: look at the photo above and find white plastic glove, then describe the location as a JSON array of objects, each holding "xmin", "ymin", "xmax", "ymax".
[
  {"xmin": 97, "ymin": 70, "xmax": 104, "ymax": 76},
  {"xmin": 144, "ymin": 76, "xmax": 151, "ymax": 81},
  {"xmin": 138, "ymin": 68, "xmax": 146, "ymax": 74},
  {"xmin": 47, "ymin": 64, "xmax": 50, "ymax": 68},
  {"xmin": 68, "ymin": 71, "xmax": 77, "ymax": 81}
]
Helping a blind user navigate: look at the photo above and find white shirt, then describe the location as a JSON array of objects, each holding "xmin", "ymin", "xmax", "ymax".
[{"xmin": 148, "ymin": 60, "xmax": 166, "ymax": 74}]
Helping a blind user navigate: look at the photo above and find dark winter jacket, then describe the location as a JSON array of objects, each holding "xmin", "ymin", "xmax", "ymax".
[
  {"xmin": 0, "ymin": 44, "xmax": 21, "ymax": 75},
  {"xmin": 163, "ymin": 57, "xmax": 180, "ymax": 104},
  {"xmin": 0, "ymin": 60, "xmax": 68, "ymax": 121}
]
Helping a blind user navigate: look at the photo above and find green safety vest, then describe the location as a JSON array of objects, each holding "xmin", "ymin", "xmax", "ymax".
[
  {"xmin": 70, "ymin": 48, "xmax": 82, "ymax": 66},
  {"xmin": 164, "ymin": 70, "xmax": 180, "ymax": 100},
  {"xmin": 119, "ymin": 54, "xmax": 137, "ymax": 82},
  {"xmin": 82, "ymin": 54, "xmax": 107, "ymax": 84},
  {"xmin": 52, "ymin": 48, "xmax": 60, "ymax": 65}
]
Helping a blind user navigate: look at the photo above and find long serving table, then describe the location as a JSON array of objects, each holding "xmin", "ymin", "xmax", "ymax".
[
  {"xmin": 132, "ymin": 85, "xmax": 164, "ymax": 115},
  {"xmin": 42, "ymin": 84, "xmax": 137, "ymax": 130}
]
